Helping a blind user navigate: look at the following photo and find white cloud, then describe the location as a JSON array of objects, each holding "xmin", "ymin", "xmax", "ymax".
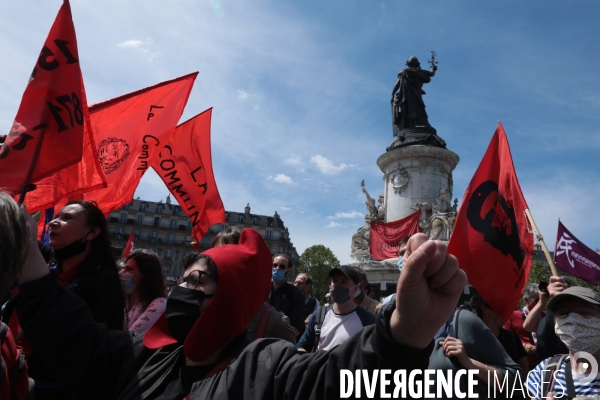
[
  {"xmin": 285, "ymin": 155, "xmax": 302, "ymax": 165},
  {"xmin": 237, "ymin": 90, "xmax": 249, "ymax": 100},
  {"xmin": 310, "ymin": 154, "xmax": 350, "ymax": 175},
  {"xmin": 268, "ymin": 174, "xmax": 293, "ymax": 184},
  {"xmin": 117, "ymin": 39, "xmax": 143, "ymax": 49},
  {"xmin": 325, "ymin": 221, "xmax": 343, "ymax": 228},
  {"xmin": 281, "ymin": 206, "xmax": 291, "ymax": 211},
  {"xmin": 116, "ymin": 38, "xmax": 158, "ymax": 62},
  {"xmin": 327, "ymin": 211, "xmax": 363, "ymax": 220}
]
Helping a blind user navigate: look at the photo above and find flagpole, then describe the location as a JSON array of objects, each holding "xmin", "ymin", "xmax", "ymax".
[{"xmin": 524, "ymin": 209, "xmax": 559, "ymax": 276}]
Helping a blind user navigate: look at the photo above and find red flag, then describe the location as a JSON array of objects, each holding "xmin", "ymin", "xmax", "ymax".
[
  {"xmin": 369, "ymin": 210, "xmax": 421, "ymax": 260},
  {"xmin": 21, "ymin": 111, "xmax": 105, "ymax": 212},
  {"xmin": 0, "ymin": 0, "xmax": 88, "ymax": 195},
  {"xmin": 151, "ymin": 108, "xmax": 225, "ymax": 241},
  {"xmin": 82, "ymin": 73, "xmax": 198, "ymax": 215},
  {"xmin": 122, "ymin": 230, "xmax": 135, "ymax": 258},
  {"xmin": 554, "ymin": 220, "xmax": 600, "ymax": 285},
  {"xmin": 448, "ymin": 122, "xmax": 533, "ymax": 321}
]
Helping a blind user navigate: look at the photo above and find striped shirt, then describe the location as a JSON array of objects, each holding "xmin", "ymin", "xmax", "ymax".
[{"xmin": 526, "ymin": 357, "xmax": 600, "ymax": 399}]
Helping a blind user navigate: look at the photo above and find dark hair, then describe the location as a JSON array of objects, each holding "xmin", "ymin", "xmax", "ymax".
[
  {"xmin": 181, "ymin": 253, "xmax": 219, "ymax": 283},
  {"xmin": 64, "ymin": 200, "xmax": 117, "ymax": 274},
  {"xmin": 273, "ymin": 253, "xmax": 292, "ymax": 269},
  {"xmin": 470, "ymin": 293, "xmax": 487, "ymax": 318},
  {"xmin": 0, "ymin": 193, "xmax": 29, "ymax": 298},
  {"xmin": 211, "ymin": 227, "xmax": 241, "ymax": 247},
  {"xmin": 354, "ymin": 267, "xmax": 367, "ymax": 282},
  {"xmin": 126, "ymin": 249, "xmax": 166, "ymax": 309}
]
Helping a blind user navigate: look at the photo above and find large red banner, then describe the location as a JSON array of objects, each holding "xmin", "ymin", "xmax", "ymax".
[
  {"xmin": 82, "ymin": 73, "xmax": 198, "ymax": 215},
  {"xmin": 448, "ymin": 122, "xmax": 533, "ymax": 321},
  {"xmin": 370, "ymin": 210, "xmax": 421, "ymax": 260},
  {"xmin": 151, "ymin": 108, "xmax": 225, "ymax": 241},
  {"xmin": 0, "ymin": 0, "xmax": 88, "ymax": 196}
]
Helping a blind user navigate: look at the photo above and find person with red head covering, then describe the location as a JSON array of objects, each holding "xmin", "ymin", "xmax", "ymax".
[{"xmin": 14, "ymin": 206, "xmax": 467, "ymax": 400}]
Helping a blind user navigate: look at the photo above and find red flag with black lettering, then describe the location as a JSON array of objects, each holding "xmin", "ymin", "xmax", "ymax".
[
  {"xmin": 122, "ymin": 230, "xmax": 135, "ymax": 258},
  {"xmin": 151, "ymin": 108, "xmax": 225, "ymax": 241},
  {"xmin": 0, "ymin": 0, "xmax": 88, "ymax": 195},
  {"xmin": 448, "ymin": 122, "xmax": 533, "ymax": 321},
  {"xmin": 82, "ymin": 72, "xmax": 197, "ymax": 215},
  {"xmin": 370, "ymin": 210, "xmax": 421, "ymax": 260}
]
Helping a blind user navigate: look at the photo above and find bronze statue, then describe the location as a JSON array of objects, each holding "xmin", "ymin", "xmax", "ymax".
[
  {"xmin": 388, "ymin": 52, "xmax": 446, "ymax": 150},
  {"xmin": 391, "ymin": 54, "xmax": 437, "ymax": 133}
]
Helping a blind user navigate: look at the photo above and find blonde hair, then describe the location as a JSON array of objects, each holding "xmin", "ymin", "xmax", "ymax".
[{"xmin": 0, "ymin": 192, "xmax": 30, "ymax": 297}]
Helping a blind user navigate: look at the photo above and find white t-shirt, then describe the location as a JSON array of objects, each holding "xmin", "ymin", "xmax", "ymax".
[{"xmin": 317, "ymin": 308, "xmax": 365, "ymax": 351}]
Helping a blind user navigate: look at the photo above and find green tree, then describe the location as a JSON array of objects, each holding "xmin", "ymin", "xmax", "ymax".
[
  {"xmin": 526, "ymin": 261, "xmax": 600, "ymax": 293},
  {"xmin": 297, "ymin": 245, "xmax": 340, "ymax": 303}
]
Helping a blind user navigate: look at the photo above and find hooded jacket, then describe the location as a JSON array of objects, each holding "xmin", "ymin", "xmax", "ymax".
[{"xmin": 16, "ymin": 229, "xmax": 434, "ymax": 399}]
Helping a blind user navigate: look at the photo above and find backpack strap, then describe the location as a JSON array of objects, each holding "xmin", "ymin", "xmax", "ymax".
[
  {"xmin": 563, "ymin": 357, "xmax": 577, "ymax": 399},
  {"xmin": 255, "ymin": 304, "xmax": 274, "ymax": 339},
  {"xmin": 312, "ymin": 305, "xmax": 330, "ymax": 353},
  {"xmin": 542, "ymin": 354, "xmax": 571, "ymax": 399},
  {"xmin": 446, "ymin": 309, "xmax": 461, "ymax": 339}
]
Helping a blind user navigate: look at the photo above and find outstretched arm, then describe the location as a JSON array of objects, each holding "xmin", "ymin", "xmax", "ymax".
[{"xmin": 390, "ymin": 233, "xmax": 467, "ymax": 348}]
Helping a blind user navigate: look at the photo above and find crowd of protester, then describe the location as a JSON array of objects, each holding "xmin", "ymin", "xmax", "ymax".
[{"xmin": 0, "ymin": 193, "xmax": 599, "ymax": 399}]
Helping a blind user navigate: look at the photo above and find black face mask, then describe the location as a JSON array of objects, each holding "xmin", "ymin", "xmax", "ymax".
[
  {"xmin": 166, "ymin": 285, "xmax": 214, "ymax": 343},
  {"xmin": 53, "ymin": 229, "xmax": 94, "ymax": 263}
]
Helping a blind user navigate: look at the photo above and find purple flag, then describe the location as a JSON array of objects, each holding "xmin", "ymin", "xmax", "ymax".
[{"xmin": 554, "ymin": 220, "xmax": 600, "ymax": 285}]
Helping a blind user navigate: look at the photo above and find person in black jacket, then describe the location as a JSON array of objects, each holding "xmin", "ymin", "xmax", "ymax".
[
  {"xmin": 268, "ymin": 253, "xmax": 305, "ymax": 337},
  {"xmin": 16, "ymin": 203, "xmax": 467, "ymax": 400},
  {"xmin": 8, "ymin": 201, "xmax": 125, "ymax": 400}
]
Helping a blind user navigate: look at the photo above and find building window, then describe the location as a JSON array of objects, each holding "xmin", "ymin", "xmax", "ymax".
[
  {"xmin": 137, "ymin": 215, "xmax": 143, "ymax": 225},
  {"xmin": 252, "ymin": 216, "xmax": 259, "ymax": 224},
  {"xmin": 187, "ymin": 221, "xmax": 193, "ymax": 231},
  {"xmin": 170, "ymin": 218, "xmax": 177, "ymax": 229},
  {"xmin": 150, "ymin": 232, "xmax": 157, "ymax": 243},
  {"xmin": 140, "ymin": 202, "xmax": 148, "ymax": 211},
  {"xmin": 172, "ymin": 206, "xmax": 181, "ymax": 216},
  {"xmin": 168, "ymin": 233, "xmax": 174, "ymax": 244},
  {"xmin": 156, "ymin": 204, "xmax": 164, "ymax": 213},
  {"xmin": 117, "ymin": 228, "xmax": 123, "ymax": 239},
  {"xmin": 266, "ymin": 230, "xmax": 272, "ymax": 239},
  {"xmin": 238, "ymin": 215, "xmax": 244, "ymax": 223},
  {"xmin": 119, "ymin": 213, "xmax": 127, "ymax": 223},
  {"xmin": 154, "ymin": 217, "xmax": 160, "ymax": 227},
  {"xmin": 221, "ymin": 224, "xmax": 227, "ymax": 231},
  {"xmin": 123, "ymin": 202, "xmax": 131, "ymax": 210},
  {"xmin": 201, "ymin": 238, "xmax": 210, "ymax": 248},
  {"xmin": 165, "ymin": 249, "xmax": 173, "ymax": 259},
  {"xmin": 225, "ymin": 213, "xmax": 230, "ymax": 221},
  {"xmin": 134, "ymin": 230, "xmax": 140, "ymax": 240}
]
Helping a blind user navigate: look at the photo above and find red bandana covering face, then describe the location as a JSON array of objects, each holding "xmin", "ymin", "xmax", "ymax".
[{"xmin": 143, "ymin": 228, "xmax": 272, "ymax": 361}]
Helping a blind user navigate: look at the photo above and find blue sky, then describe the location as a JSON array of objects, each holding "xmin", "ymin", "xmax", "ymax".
[{"xmin": 1, "ymin": 1, "xmax": 599, "ymax": 264}]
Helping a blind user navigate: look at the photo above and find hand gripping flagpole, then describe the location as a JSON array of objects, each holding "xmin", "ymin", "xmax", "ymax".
[{"xmin": 524, "ymin": 209, "xmax": 559, "ymax": 276}]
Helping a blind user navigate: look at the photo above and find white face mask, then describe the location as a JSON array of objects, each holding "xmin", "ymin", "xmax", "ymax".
[{"xmin": 555, "ymin": 313, "xmax": 600, "ymax": 354}]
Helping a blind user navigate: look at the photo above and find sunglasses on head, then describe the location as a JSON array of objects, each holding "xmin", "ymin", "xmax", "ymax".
[{"xmin": 273, "ymin": 263, "xmax": 288, "ymax": 270}]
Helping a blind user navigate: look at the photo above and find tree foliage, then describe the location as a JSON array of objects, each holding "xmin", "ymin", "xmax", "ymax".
[
  {"xmin": 297, "ymin": 245, "xmax": 340, "ymax": 303},
  {"xmin": 526, "ymin": 261, "xmax": 600, "ymax": 293}
]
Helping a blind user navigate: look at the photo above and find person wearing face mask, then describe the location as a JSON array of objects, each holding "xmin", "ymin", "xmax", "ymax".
[
  {"xmin": 352, "ymin": 267, "xmax": 381, "ymax": 315},
  {"xmin": 267, "ymin": 254, "xmax": 305, "ymax": 338},
  {"xmin": 120, "ymin": 250, "xmax": 167, "ymax": 334},
  {"xmin": 381, "ymin": 236, "xmax": 410, "ymax": 307},
  {"xmin": 504, "ymin": 283, "xmax": 544, "ymax": 370},
  {"xmin": 297, "ymin": 265, "xmax": 375, "ymax": 352},
  {"xmin": 4, "ymin": 201, "xmax": 124, "ymax": 400},
  {"xmin": 526, "ymin": 286, "xmax": 600, "ymax": 399},
  {"xmin": 15, "ymin": 205, "xmax": 469, "ymax": 400}
]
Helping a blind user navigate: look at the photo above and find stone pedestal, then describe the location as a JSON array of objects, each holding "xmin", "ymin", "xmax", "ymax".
[{"xmin": 377, "ymin": 145, "xmax": 459, "ymax": 222}]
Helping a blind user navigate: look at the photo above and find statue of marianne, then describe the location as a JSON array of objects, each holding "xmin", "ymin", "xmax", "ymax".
[{"xmin": 391, "ymin": 55, "xmax": 437, "ymax": 135}]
